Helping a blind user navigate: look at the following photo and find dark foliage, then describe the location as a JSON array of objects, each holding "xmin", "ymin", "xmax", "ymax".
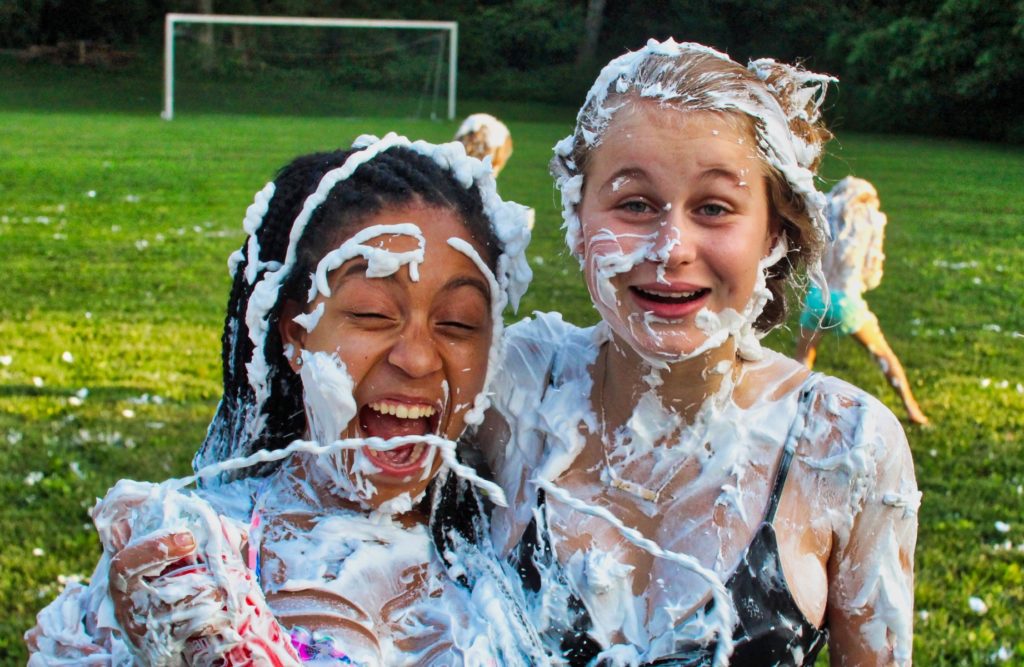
[{"xmin": 1, "ymin": 0, "xmax": 1020, "ymax": 142}]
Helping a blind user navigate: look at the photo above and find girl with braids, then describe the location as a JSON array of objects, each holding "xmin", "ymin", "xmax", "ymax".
[
  {"xmin": 26, "ymin": 134, "xmax": 542, "ymax": 666},
  {"xmin": 478, "ymin": 40, "xmax": 919, "ymax": 665}
]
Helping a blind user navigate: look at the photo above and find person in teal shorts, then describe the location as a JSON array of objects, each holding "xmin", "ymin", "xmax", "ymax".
[{"xmin": 796, "ymin": 177, "xmax": 928, "ymax": 424}]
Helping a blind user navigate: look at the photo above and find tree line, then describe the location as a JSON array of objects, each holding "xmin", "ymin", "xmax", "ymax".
[{"xmin": 1, "ymin": 0, "xmax": 1021, "ymax": 142}]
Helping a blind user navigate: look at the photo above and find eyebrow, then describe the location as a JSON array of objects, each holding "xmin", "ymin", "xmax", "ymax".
[
  {"xmin": 699, "ymin": 166, "xmax": 747, "ymax": 184},
  {"xmin": 444, "ymin": 275, "xmax": 491, "ymax": 303},
  {"xmin": 334, "ymin": 260, "xmax": 491, "ymax": 302},
  {"xmin": 598, "ymin": 168, "xmax": 649, "ymax": 194}
]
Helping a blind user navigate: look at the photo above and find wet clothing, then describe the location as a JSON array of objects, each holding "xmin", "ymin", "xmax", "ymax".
[{"xmin": 514, "ymin": 382, "xmax": 828, "ymax": 666}]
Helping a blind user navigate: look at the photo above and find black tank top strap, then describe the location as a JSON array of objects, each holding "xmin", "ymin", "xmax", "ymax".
[{"xmin": 764, "ymin": 373, "xmax": 821, "ymax": 525}]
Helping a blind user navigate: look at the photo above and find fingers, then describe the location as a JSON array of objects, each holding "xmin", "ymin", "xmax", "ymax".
[
  {"xmin": 109, "ymin": 529, "xmax": 237, "ymax": 652},
  {"xmin": 110, "ymin": 529, "xmax": 197, "ymax": 639},
  {"xmin": 111, "ymin": 529, "xmax": 197, "ymax": 586}
]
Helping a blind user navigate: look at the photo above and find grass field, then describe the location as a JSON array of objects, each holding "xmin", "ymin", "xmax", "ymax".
[{"xmin": 1, "ymin": 62, "xmax": 1023, "ymax": 664}]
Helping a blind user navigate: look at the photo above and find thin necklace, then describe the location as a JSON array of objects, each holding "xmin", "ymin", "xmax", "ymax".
[{"xmin": 594, "ymin": 345, "xmax": 664, "ymax": 503}]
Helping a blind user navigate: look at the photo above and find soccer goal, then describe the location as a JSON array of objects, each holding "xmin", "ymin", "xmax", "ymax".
[{"xmin": 161, "ymin": 13, "xmax": 458, "ymax": 120}]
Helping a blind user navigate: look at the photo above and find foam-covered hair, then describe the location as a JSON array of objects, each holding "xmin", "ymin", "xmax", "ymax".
[
  {"xmin": 551, "ymin": 38, "xmax": 836, "ymax": 331},
  {"xmin": 195, "ymin": 133, "xmax": 533, "ymax": 483}
]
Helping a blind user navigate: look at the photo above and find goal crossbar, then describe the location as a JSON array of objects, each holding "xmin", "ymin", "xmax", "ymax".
[{"xmin": 162, "ymin": 12, "xmax": 458, "ymax": 120}]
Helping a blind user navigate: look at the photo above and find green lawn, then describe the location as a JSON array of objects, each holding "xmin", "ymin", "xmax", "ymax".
[{"xmin": 1, "ymin": 67, "xmax": 1023, "ymax": 664}]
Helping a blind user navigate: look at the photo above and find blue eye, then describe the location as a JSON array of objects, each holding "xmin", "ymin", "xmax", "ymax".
[
  {"xmin": 698, "ymin": 203, "xmax": 729, "ymax": 216},
  {"xmin": 621, "ymin": 200, "xmax": 653, "ymax": 214}
]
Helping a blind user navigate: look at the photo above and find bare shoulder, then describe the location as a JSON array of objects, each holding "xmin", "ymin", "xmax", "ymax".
[{"xmin": 795, "ymin": 373, "xmax": 917, "ymax": 531}]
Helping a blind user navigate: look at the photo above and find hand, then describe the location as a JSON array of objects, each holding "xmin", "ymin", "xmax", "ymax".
[{"xmin": 108, "ymin": 528, "xmax": 236, "ymax": 653}]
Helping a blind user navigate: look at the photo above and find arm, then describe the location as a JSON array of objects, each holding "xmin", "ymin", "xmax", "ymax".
[{"xmin": 825, "ymin": 400, "xmax": 918, "ymax": 666}]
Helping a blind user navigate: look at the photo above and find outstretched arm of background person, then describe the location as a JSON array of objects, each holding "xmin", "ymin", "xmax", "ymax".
[{"xmin": 825, "ymin": 404, "xmax": 918, "ymax": 666}]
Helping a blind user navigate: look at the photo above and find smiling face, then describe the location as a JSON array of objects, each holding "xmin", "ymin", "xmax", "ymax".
[
  {"xmin": 576, "ymin": 104, "xmax": 776, "ymax": 361},
  {"xmin": 280, "ymin": 202, "xmax": 494, "ymax": 508}
]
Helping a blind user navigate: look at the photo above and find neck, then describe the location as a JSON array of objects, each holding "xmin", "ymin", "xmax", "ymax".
[{"xmin": 597, "ymin": 334, "xmax": 740, "ymax": 429}]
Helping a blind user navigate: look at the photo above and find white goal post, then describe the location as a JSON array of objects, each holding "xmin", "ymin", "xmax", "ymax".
[{"xmin": 161, "ymin": 12, "xmax": 458, "ymax": 120}]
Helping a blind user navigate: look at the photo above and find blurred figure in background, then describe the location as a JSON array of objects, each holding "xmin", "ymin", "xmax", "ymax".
[
  {"xmin": 796, "ymin": 176, "xmax": 929, "ymax": 424},
  {"xmin": 455, "ymin": 113, "xmax": 513, "ymax": 177}
]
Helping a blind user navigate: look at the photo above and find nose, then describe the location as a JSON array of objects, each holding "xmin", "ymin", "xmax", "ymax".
[
  {"xmin": 655, "ymin": 208, "xmax": 696, "ymax": 268},
  {"xmin": 387, "ymin": 329, "xmax": 443, "ymax": 379}
]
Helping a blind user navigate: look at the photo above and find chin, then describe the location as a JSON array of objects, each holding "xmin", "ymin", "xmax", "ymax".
[{"xmin": 613, "ymin": 312, "xmax": 710, "ymax": 363}]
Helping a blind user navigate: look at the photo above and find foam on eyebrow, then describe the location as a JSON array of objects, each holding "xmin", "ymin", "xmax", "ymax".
[{"xmin": 311, "ymin": 222, "xmax": 426, "ymax": 300}]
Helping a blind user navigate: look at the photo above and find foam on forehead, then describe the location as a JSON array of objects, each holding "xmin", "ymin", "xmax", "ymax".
[
  {"xmin": 241, "ymin": 132, "xmax": 533, "ymax": 448},
  {"xmin": 553, "ymin": 38, "xmax": 834, "ymax": 255}
]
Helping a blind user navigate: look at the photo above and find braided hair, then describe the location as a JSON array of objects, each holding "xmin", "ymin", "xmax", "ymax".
[{"xmin": 196, "ymin": 144, "xmax": 501, "ymax": 482}]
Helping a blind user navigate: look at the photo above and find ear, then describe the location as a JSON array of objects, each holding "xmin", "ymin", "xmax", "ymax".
[
  {"xmin": 277, "ymin": 299, "xmax": 307, "ymax": 373},
  {"xmin": 764, "ymin": 214, "xmax": 784, "ymax": 256}
]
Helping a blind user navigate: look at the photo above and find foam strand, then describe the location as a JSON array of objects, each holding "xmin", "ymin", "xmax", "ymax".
[
  {"xmin": 179, "ymin": 435, "xmax": 507, "ymax": 507},
  {"xmin": 447, "ymin": 236, "xmax": 507, "ymax": 427},
  {"xmin": 228, "ymin": 181, "xmax": 276, "ymax": 279},
  {"xmin": 535, "ymin": 478, "xmax": 736, "ymax": 666},
  {"xmin": 234, "ymin": 133, "xmax": 532, "ymax": 459},
  {"xmin": 312, "ymin": 222, "xmax": 426, "ymax": 300}
]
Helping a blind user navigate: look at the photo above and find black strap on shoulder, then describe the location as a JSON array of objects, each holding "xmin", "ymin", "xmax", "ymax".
[{"xmin": 764, "ymin": 377, "xmax": 820, "ymax": 523}]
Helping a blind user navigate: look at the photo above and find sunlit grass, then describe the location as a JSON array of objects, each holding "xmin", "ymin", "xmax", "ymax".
[{"xmin": 1, "ymin": 82, "xmax": 1022, "ymax": 663}]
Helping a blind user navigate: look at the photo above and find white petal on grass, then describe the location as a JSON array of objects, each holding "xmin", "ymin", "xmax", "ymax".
[
  {"xmin": 121, "ymin": 408, "xmax": 135, "ymax": 419},
  {"xmin": 32, "ymin": 547, "xmax": 45, "ymax": 557},
  {"xmin": 86, "ymin": 190, "xmax": 96, "ymax": 198},
  {"xmin": 32, "ymin": 376, "xmax": 44, "ymax": 387},
  {"xmin": 61, "ymin": 351, "xmax": 74, "ymax": 364},
  {"xmin": 24, "ymin": 471, "xmax": 44, "ymax": 486},
  {"xmin": 0, "ymin": 355, "xmax": 12, "ymax": 366},
  {"xmin": 991, "ymin": 646, "xmax": 1013, "ymax": 662},
  {"xmin": 995, "ymin": 521, "xmax": 1011, "ymax": 534},
  {"xmin": 968, "ymin": 597, "xmax": 988, "ymax": 615}
]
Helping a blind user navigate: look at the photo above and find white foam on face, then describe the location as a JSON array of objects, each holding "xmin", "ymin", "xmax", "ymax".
[
  {"xmin": 446, "ymin": 237, "xmax": 506, "ymax": 427},
  {"xmin": 553, "ymin": 38, "xmax": 833, "ymax": 264},
  {"xmin": 582, "ymin": 213, "xmax": 787, "ymax": 366},
  {"xmin": 291, "ymin": 302, "xmax": 324, "ymax": 333},
  {"xmin": 311, "ymin": 222, "xmax": 426, "ymax": 300},
  {"xmin": 239, "ymin": 133, "xmax": 531, "ymax": 457}
]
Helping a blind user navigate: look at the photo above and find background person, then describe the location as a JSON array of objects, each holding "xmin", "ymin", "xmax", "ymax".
[{"xmin": 795, "ymin": 176, "xmax": 929, "ymax": 424}]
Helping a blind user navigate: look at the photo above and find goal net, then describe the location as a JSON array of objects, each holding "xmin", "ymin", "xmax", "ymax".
[{"xmin": 162, "ymin": 13, "xmax": 458, "ymax": 120}]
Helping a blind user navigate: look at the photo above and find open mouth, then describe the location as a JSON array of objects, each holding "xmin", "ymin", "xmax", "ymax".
[
  {"xmin": 358, "ymin": 400, "xmax": 440, "ymax": 476},
  {"xmin": 629, "ymin": 285, "xmax": 710, "ymax": 319}
]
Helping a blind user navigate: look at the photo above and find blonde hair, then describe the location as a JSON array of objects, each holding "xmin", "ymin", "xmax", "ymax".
[{"xmin": 552, "ymin": 39, "xmax": 835, "ymax": 331}]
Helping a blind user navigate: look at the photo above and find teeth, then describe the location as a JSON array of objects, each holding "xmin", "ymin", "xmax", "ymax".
[
  {"xmin": 368, "ymin": 401, "xmax": 436, "ymax": 420},
  {"xmin": 637, "ymin": 286, "xmax": 700, "ymax": 298}
]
